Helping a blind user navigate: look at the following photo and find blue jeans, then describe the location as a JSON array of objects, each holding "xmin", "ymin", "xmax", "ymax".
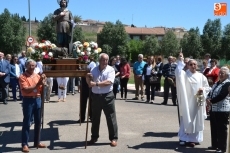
[
  {"xmin": 21, "ymin": 97, "xmax": 41, "ymax": 147},
  {"xmin": 10, "ymin": 78, "xmax": 22, "ymax": 100}
]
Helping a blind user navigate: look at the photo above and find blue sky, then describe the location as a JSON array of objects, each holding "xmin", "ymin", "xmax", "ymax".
[{"xmin": 0, "ymin": 0, "xmax": 229, "ymax": 33}]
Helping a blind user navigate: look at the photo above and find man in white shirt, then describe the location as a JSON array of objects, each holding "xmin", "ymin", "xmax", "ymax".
[{"xmin": 86, "ymin": 53, "xmax": 118, "ymax": 147}]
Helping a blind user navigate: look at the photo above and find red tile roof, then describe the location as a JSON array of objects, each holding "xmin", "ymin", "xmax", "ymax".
[{"xmin": 97, "ymin": 27, "xmax": 165, "ymax": 35}]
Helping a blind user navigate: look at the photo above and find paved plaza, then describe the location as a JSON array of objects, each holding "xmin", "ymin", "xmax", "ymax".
[{"xmin": 0, "ymin": 88, "xmax": 222, "ymax": 153}]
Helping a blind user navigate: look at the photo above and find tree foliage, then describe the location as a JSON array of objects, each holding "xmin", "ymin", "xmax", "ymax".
[
  {"xmin": 160, "ymin": 30, "xmax": 179, "ymax": 57},
  {"xmin": 142, "ymin": 35, "xmax": 160, "ymax": 56},
  {"xmin": 127, "ymin": 40, "xmax": 143, "ymax": 62},
  {"xmin": 0, "ymin": 9, "xmax": 26, "ymax": 54},
  {"xmin": 221, "ymin": 23, "xmax": 230, "ymax": 59},
  {"xmin": 201, "ymin": 19, "xmax": 222, "ymax": 59},
  {"xmin": 73, "ymin": 15, "xmax": 82, "ymax": 23},
  {"xmin": 180, "ymin": 27, "xmax": 203, "ymax": 58},
  {"xmin": 97, "ymin": 20, "xmax": 128, "ymax": 57}
]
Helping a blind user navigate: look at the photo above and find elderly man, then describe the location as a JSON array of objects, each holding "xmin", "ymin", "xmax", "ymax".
[
  {"xmin": 176, "ymin": 53, "xmax": 210, "ymax": 147},
  {"xmin": 19, "ymin": 51, "xmax": 27, "ymax": 72},
  {"xmin": 86, "ymin": 53, "xmax": 118, "ymax": 147},
  {"xmin": 53, "ymin": 0, "xmax": 73, "ymax": 48},
  {"xmin": 0, "ymin": 52, "xmax": 10, "ymax": 104},
  {"xmin": 161, "ymin": 56, "xmax": 177, "ymax": 105},
  {"xmin": 133, "ymin": 54, "xmax": 146, "ymax": 100},
  {"xmin": 19, "ymin": 59, "xmax": 46, "ymax": 152}
]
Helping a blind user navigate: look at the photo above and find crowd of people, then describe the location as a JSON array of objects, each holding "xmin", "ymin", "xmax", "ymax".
[{"xmin": 1, "ymin": 49, "xmax": 230, "ymax": 152}]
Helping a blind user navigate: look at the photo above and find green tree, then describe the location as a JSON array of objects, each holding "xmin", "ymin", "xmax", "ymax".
[
  {"xmin": 142, "ymin": 35, "xmax": 160, "ymax": 56},
  {"xmin": 37, "ymin": 13, "xmax": 57, "ymax": 43},
  {"xmin": 21, "ymin": 16, "xmax": 26, "ymax": 21},
  {"xmin": 127, "ymin": 39, "xmax": 143, "ymax": 62},
  {"xmin": 97, "ymin": 20, "xmax": 128, "ymax": 57},
  {"xmin": 101, "ymin": 44, "xmax": 112, "ymax": 55},
  {"xmin": 201, "ymin": 19, "xmax": 222, "ymax": 59},
  {"xmin": 221, "ymin": 23, "xmax": 230, "ymax": 59},
  {"xmin": 180, "ymin": 27, "xmax": 203, "ymax": 58},
  {"xmin": 161, "ymin": 30, "xmax": 179, "ymax": 57},
  {"xmin": 0, "ymin": 9, "xmax": 26, "ymax": 54},
  {"xmin": 73, "ymin": 15, "xmax": 82, "ymax": 23},
  {"xmin": 72, "ymin": 26, "xmax": 85, "ymax": 42}
]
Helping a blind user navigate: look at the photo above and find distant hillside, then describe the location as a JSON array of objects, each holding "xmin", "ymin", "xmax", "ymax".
[{"xmin": 23, "ymin": 21, "xmax": 98, "ymax": 42}]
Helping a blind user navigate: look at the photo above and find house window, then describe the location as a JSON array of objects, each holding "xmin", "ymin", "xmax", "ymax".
[{"xmin": 133, "ymin": 36, "xmax": 140, "ymax": 40}]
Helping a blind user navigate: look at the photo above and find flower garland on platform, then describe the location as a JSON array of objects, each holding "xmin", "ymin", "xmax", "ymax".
[
  {"xmin": 27, "ymin": 40, "xmax": 56, "ymax": 64},
  {"xmin": 72, "ymin": 41, "xmax": 102, "ymax": 64}
]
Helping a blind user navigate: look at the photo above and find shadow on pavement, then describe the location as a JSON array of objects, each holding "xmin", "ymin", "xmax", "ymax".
[
  {"xmin": 0, "ymin": 121, "xmax": 59, "ymax": 152},
  {"xmin": 143, "ymin": 132, "xmax": 178, "ymax": 138},
  {"xmin": 48, "ymin": 120, "xmax": 78, "ymax": 126},
  {"xmin": 127, "ymin": 141, "xmax": 211, "ymax": 153}
]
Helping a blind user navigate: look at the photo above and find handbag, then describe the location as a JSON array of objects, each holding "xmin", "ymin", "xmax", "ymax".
[
  {"xmin": 59, "ymin": 84, "xmax": 65, "ymax": 90},
  {"xmin": 149, "ymin": 75, "xmax": 158, "ymax": 84},
  {"xmin": 114, "ymin": 77, "xmax": 120, "ymax": 85}
]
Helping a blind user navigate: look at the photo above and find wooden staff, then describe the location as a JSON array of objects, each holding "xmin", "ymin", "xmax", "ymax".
[
  {"xmin": 85, "ymin": 90, "xmax": 91, "ymax": 149},
  {"xmin": 37, "ymin": 84, "xmax": 45, "ymax": 149},
  {"xmin": 79, "ymin": 78, "xmax": 82, "ymax": 126}
]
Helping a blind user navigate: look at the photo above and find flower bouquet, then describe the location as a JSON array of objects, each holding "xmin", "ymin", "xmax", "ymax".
[
  {"xmin": 27, "ymin": 40, "xmax": 56, "ymax": 64},
  {"xmin": 72, "ymin": 41, "xmax": 102, "ymax": 64}
]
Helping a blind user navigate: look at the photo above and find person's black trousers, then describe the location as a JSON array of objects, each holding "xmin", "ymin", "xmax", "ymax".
[
  {"xmin": 155, "ymin": 74, "xmax": 162, "ymax": 91},
  {"xmin": 0, "ymin": 80, "xmax": 9, "ymax": 102},
  {"xmin": 210, "ymin": 111, "xmax": 229, "ymax": 151},
  {"xmin": 80, "ymin": 77, "xmax": 92, "ymax": 121},
  {"xmin": 91, "ymin": 91, "xmax": 118, "ymax": 141},
  {"xmin": 163, "ymin": 78, "xmax": 177, "ymax": 104},
  {"xmin": 113, "ymin": 84, "xmax": 118, "ymax": 99},
  {"xmin": 144, "ymin": 75, "xmax": 156, "ymax": 100},
  {"xmin": 120, "ymin": 78, "xmax": 129, "ymax": 99}
]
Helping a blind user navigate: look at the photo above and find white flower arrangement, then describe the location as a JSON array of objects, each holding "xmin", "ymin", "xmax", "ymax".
[{"xmin": 72, "ymin": 40, "xmax": 102, "ymax": 64}]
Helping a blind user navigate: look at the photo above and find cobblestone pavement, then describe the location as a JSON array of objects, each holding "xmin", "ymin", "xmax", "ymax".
[{"xmin": 0, "ymin": 91, "xmax": 217, "ymax": 153}]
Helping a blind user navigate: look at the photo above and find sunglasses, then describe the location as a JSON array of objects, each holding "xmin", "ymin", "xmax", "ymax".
[{"xmin": 189, "ymin": 63, "xmax": 196, "ymax": 66}]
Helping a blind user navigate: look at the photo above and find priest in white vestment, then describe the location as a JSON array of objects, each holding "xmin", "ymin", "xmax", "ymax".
[{"xmin": 175, "ymin": 53, "xmax": 210, "ymax": 147}]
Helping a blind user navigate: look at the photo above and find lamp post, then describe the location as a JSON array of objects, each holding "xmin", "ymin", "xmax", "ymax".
[{"xmin": 28, "ymin": 0, "xmax": 31, "ymax": 36}]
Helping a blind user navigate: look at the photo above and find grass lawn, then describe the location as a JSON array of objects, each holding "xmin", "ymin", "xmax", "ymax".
[{"xmin": 128, "ymin": 68, "xmax": 164, "ymax": 87}]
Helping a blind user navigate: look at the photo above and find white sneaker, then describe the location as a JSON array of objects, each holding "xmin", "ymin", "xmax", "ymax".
[
  {"xmin": 150, "ymin": 100, "xmax": 154, "ymax": 103},
  {"xmin": 179, "ymin": 141, "xmax": 186, "ymax": 146}
]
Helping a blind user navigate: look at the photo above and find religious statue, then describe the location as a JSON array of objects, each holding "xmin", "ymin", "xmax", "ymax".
[{"xmin": 53, "ymin": 0, "xmax": 73, "ymax": 54}]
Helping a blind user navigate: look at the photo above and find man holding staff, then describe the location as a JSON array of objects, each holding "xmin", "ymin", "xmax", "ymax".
[
  {"xmin": 19, "ymin": 59, "xmax": 46, "ymax": 152},
  {"xmin": 86, "ymin": 53, "xmax": 118, "ymax": 147}
]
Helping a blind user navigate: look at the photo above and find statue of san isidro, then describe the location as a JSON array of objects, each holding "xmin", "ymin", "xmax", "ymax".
[{"xmin": 53, "ymin": 0, "xmax": 73, "ymax": 56}]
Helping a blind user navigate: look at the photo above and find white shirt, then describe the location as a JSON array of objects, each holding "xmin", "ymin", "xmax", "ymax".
[
  {"xmin": 36, "ymin": 61, "xmax": 43, "ymax": 74},
  {"xmin": 34, "ymin": 67, "xmax": 40, "ymax": 74},
  {"xmin": 87, "ymin": 61, "xmax": 96, "ymax": 70},
  {"xmin": 15, "ymin": 64, "xmax": 20, "ymax": 77},
  {"xmin": 91, "ymin": 65, "xmax": 115, "ymax": 94},
  {"xmin": 146, "ymin": 65, "xmax": 152, "ymax": 75}
]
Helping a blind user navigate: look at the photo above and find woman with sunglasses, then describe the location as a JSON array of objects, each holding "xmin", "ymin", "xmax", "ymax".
[{"xmin": 10, "ymin": 55, "xmax": 23, "ymax": 101}]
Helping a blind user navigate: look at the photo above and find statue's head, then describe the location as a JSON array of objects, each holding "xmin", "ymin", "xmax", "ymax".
[{"xmin": 57, "ymin": 0, "xmax": 69, "ymax": 8}]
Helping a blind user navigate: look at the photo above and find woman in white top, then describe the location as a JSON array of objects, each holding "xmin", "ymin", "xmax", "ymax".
[
  {"xmin": 142, "ymin": 56, "xmax": 157, "ymax": 103},
  {"xmin": 10, "ymin": 55, "xmax": 23, "ymax": 101},
  {"xmin": 57, "ymin": 77, "xmax": 69, "ymax": 102}
]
